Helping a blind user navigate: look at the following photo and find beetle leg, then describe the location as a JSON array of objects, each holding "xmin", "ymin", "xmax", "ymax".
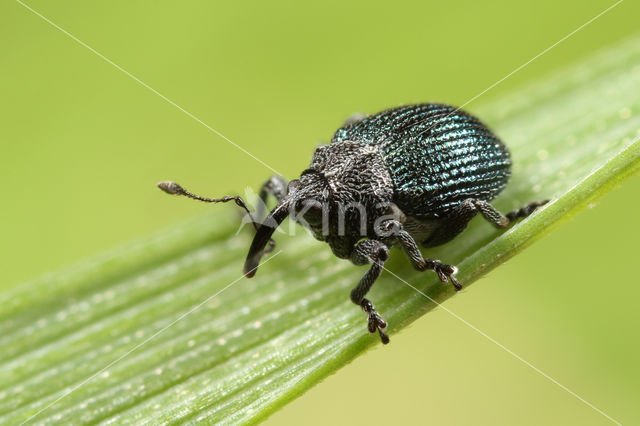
[
  {"xmin": 256, "ymin": 176, "xmax": 288, "ymax": 219},
  {"xmin": 256, "ymin": 175, "xmax": 287, "ymax": 220},
  {"xmin": 501, "ymin": 199, "xmax": 550, "ymax": 226},
  {"xmin": 422, "ymin": 198, "xmax": 549, "ymax": 247},
  {"xmin": 255, "ymin": 176, "xmax": 288, "ymax": 253},
  {"xmin": 349, "ymin": 239, "xmax": 390, "ymax": 344},
  {"xmin": 466, "ymin": 199, "xmax": 549, "ymax": 229},
  {"xmin": 382, "ymin": 220, "xmax": 462, "ymax": 290}
]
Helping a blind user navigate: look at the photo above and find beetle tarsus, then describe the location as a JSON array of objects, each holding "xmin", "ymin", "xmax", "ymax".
[
  {"xmin": 505, "ymin": 199, "xmax": 550, "ymax": 223},
  {"xmin": 361, "ymin": 299, "xmax": 389, "ymax": 344},
  {"xmin": 431, "ymin": 261, "xmax": 461, "ymax": 290},
  {"xmin": 449, "ymin": 274, "xmax": 462, "ymax": 291}
]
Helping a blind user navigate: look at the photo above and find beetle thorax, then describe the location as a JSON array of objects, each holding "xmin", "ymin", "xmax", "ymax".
[
  {"xmin": 289, "ymin": 141, "xmax": 397, "ymax": 250},
  {"xmin": 306, "ymin": 140, "xmax": 394, "ymax": 207}
]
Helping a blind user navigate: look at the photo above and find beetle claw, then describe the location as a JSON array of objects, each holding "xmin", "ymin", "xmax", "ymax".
[
  {"xmin": 434, "ymin": 262, "xmax": 462, "ymax": 291},
  {"xmin": 449, "ymin": 275, "xmax": 462, "ymax": 291}
]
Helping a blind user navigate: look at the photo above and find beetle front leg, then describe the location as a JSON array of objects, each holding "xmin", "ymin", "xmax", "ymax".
[
  {"xmin": 253, "ymin": 176, "xmax": 289, "ymax": 253},
  {"xmin": 256, "ymin": 175, "xmax": 288, "ymax": 220},
  {"xmin": 383, "ymin": 220, "xmax": 461, "ymax": 290},
  {"xmin": 349, "ymin": 239, "xmax": 390, "ymax": 344}
]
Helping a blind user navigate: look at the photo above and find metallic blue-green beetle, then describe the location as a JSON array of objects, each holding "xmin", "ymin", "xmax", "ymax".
[{"xmin": 159, "ymin": 104, "xmax": 547, "ymax": 344}]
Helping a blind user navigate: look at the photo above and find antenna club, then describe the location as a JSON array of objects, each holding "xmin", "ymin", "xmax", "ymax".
[{"xmin": 157, "ymin": 181, "xmax": 184, "ymax": 195}]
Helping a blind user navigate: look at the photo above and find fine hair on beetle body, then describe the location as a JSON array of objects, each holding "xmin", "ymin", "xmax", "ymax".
[{"xmin": 158, "ymin": 103, "xmax": 549, "ymax": 345}]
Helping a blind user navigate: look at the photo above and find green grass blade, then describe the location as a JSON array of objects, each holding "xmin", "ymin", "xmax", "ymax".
[{"xmin": 2, "ymin": 34, "xmax": 640, "ymax": 425}]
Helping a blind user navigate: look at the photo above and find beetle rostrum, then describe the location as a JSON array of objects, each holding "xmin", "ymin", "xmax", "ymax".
[{"xmin": 158, "ymin": 103, "xmax": 548, "ymax": 344}]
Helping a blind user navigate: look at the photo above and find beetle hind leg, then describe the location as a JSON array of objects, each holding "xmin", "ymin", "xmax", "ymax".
[
  {"xmin": 469, "ymin": 199, "xmax": 549, "ymax": 229},
  {"xmin": 421, "ymin": 198, "xmax": 549, "ymax": 248},
  {"xmin": 505, "ymin": 200, "xmax": 550, "ymax": 224}
]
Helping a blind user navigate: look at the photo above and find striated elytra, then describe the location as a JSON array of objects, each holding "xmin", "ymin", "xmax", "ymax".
[{"xmin": 158, "ymin": 104, "xmax": 548, "ymax": 344}]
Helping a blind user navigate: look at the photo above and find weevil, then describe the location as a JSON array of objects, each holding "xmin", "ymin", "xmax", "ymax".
[{"xmin": 158, "ymin": 104, "xmax": 548, "ymax": 344}]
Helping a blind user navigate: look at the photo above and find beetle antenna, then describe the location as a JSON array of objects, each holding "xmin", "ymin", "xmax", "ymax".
[{"xmin": 157, "ymin": 181, "xmax": 275, "ymax": 252}]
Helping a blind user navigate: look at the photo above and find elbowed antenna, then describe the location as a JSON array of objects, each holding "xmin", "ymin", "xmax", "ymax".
[
  {"xmin": 157, "ymin": 181, "xmax": 248, "ymax": 208},
  {"xmin": 157, "ymin": 180, "xmax": 275, "ymax": 251},
  {"xmin": 244, "ymin": 200, "xmax": 290, "ymax": 278}
]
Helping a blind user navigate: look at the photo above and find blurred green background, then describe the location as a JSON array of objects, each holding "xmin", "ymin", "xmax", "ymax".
[{"xmin": 1, "ymin": 0, "xmax": 639, "ymax": 424}]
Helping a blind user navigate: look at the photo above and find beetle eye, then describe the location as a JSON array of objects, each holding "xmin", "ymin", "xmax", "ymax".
[{"xmin": 297, "ymin": 199, "xmax": 323, "ymax": 226}]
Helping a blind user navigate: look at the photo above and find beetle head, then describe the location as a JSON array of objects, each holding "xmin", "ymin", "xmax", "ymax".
[
  {"xmin": 243, "ymin": 173, "xmax": 327, "ymax": 277},
  {"xmin": 244, "ymin": 141, "xmax": 397, "ymax": 277}
]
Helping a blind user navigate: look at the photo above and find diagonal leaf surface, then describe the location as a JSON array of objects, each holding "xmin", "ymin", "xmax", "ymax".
[{"xmin": 1, "ymin": 34, "xmax": 640, "ymax": 425}]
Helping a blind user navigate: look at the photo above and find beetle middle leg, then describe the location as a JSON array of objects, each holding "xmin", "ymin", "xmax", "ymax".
[
  {"xmin": 381, "ymin": 220, "xmax": 461, "ymax": 290},
  {"xmin": 349, "ymin": 239, "xmax": 390, "ymax": 344}
]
